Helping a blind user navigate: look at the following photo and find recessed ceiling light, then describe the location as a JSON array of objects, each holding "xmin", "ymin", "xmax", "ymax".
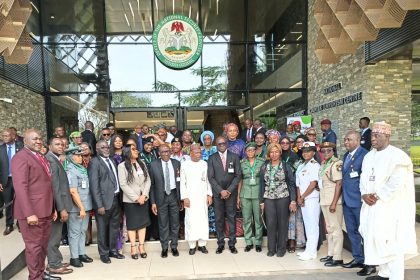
[{"xmin": 50, "ymin": 15, "xmax": 55, "ymax": 19}]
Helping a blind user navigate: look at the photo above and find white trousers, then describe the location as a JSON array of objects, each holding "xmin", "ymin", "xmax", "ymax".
[
  {"xmin": 188, "ymin": 240, "xmax": 207, "ymax": 249},
  {"xmin": 300, "ymin": 198, "xmax": 320, "ymax": 256},
  {"xmin": 378, "ymin": 254, "xmax": 404, "ymax": 280}
]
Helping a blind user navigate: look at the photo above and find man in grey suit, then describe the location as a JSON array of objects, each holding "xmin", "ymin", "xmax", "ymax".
[
  {"xmin": 208, "ymin": 136, "xmax": 242, "ymax": 254},
  {"xmin": 88, "ymin": 140, "xmax": 124, "ymax": 264},
  {"xmin": 149, "ymin": 144, "xmax": 182, "ymax": 258},
  {"xmin": 45, "ymin": 137, "xmax": 73, "ymax": 274}
]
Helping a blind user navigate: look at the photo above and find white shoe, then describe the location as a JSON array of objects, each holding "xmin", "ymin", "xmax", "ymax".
[
  {"xmin": 296, "ymin": 251, "xmax": 304, "ymax": 256},
  {"xmin": 299, "ymin": 253, "xmax": 316, "ymax": 261}
]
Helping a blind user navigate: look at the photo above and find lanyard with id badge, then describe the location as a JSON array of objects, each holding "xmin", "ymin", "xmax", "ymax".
[
  {"xmin": 228, "ymin": 162, "xmax": 234, "ymax": 174},
  {"xmin": 347, "ymin": 155, "xmax": 359, "ymax": 178},
  {"xmin": 176, "ymin": 168, "xmax": 181, "ymax": 182},
  {"xmin": 246, "ymin": 159, "xmax": 257, "ymax": 186}
]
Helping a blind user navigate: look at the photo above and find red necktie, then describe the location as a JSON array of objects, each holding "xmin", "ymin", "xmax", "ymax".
[{"xmin": 36, "ymin": 153, "xmax": 51, "ymax": 178}]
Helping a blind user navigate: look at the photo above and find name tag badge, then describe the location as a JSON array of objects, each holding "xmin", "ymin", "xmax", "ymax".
[
  {"xmin": 228, "ymin": 168, "xmax": 234, "ymax": 173},
  {"xmin": 249, "ymin": 178, "xmax": 256, "ymax": 186},
  {"xmin": 81, "ymin": 180, "xmax": 87, "ymax": 189},
  {"xmin": 350, "ymin": 171, "xmax": 359, "ymax": 178},
  {"xmin": 361, "ymin": 140, "xmax": 365, "ymax": 144},
  {"xmin": 176, "ymin": 177, "xmax": 181, "ymax": 182},
  {"xmin": 369, "ymin": 175, "xmax": 375, "ymax": 181}
]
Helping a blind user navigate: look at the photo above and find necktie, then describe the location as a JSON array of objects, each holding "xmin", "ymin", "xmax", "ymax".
[
  {"xmin": 247, "ymin": 129, "xmax": 251, "ymax": 142},
  {"xmin": 106, "ymin": 158, "xmax": 118, "ymax": 192},
  {"xmin": 221, "ymin": 153, "xmax": 226, "ymax": 171},
  {"xmin": 344, "ymin": 153, "xmax": 352, "ymax": 170},
  {"xmin": 7, "ymin": 145, "xmax": 12, "ymax": 175},
  {"xmin": 35, "ymin": 153, "xmax": 51, "ymax": 177},
  {"xmin": 164, "ymin": 162, "xmax": 171, "ymax": 195},
  {"xmin": 138, "ymin": 134, "xmax": 143, "ymax": 152}
]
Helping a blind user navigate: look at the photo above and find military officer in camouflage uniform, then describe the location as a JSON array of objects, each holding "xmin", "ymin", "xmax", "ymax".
[
  {"xmin": 318, "ymin": 142, "xmax": 344, "ymax": 267},
  {"xmin": 237, "ymin": 142, "xmax": 265, "ymax": 252}
]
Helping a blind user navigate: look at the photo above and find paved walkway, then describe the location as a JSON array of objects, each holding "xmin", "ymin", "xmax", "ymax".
[{"xmin": 4, "ymin": 224, "xmax": 420, "ymax": 279}]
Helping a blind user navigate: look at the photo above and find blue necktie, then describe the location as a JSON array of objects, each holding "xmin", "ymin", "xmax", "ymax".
[
  {"xmin": 138, "ymin": 134, "xmax": 143, "ymax": 152},
  {"xmin": 344, "ymin": 153, "xmax": 352, "ymax": 170},
  {"xmin": 7, "ymin": 145, "xmax": 12, "ymax": 175}
]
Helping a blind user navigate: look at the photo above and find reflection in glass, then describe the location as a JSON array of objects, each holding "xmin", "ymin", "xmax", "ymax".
[
  {"xmin": 153, "ymin": 0, "xmax": 199, "ymax": 25},
  {"xmin": 106, "ymin": 0, "xmax": 153, "ymax": 34},
  {"xmin": 51, "ymin": 94, "xmax": 108, "ymax": 136}
]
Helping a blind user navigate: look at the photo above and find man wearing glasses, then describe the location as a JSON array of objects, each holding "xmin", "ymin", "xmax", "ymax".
[
  {"xmin": 318, "ymin": 142, "xmax": 344, "ymax": 267},
  {"xmin": 88, "ymin": 140, "xmax": 124, "ymax": 264},
  {"xmin": 100, "ymin": 128, "xmax": 112, "ymax": 145},
  {"xmin": 207, "ymin": 136, "xmax": 242, "ymax": 254}
]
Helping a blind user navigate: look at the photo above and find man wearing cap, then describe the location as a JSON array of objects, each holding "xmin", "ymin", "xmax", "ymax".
[
  {"xmin": 321, "ymin": 119, "xmax": 337, "ymax": 144},
  {"xmin": 341, "ymin": 130, "xmax": 374, "ymax": 276},
  {"xmin": 359, "ymin": 122, "xmax": 417, "ymax": 280},
  {"xmin": 291, "ymin": 121, "xmax": 303, "ymax": 139},
  {"xmin": 318, "ymin": 142, "xmax": 344, "ymax": 267},
  {"xmin": 46, "ymin": 137, "xmax": 73, "ymax": 275}
]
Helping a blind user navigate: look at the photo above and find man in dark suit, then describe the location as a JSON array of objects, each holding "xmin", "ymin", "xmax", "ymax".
[
  {"xmin": 129, "ymin": 123, "xmax": 145, "ymax": 152},
  {"xmin": 12, "ymin": 129, "xmax": 60, "ymax": 280},
  {"xmin": 359, "ymin": 117, "xmax": 372, "ymax": 151},
  {"xmin": 341, "ymin": 131, "xmax": 375, "ymax": 276},
  {"xmin": 0, "ymin": 128, "xmax": 23, "ymax": 235},
  {"xmin": 45, "ymin": 138, "xmax": 73, "ymax": 274},
  {"xmin": 149, "ymin": 144, "xmax": 182, "ymax": 258},
  {"xmin": 253, "ymin": 119, "xmax": 266, "ymax": 136},
  {"xmin": 88, "ymin": 140, "xmax": 124, "ymax": 264},
  {"xmin": 241, "ymin": 119, "xmax": 255, "ymax": 143},
  {"xmin": 207, "ymin": 136, "xmax": 242, "ymax": 254},
  {"xmin": 81, "ymin": 121, "xmax": 96, "ymax": 156}
]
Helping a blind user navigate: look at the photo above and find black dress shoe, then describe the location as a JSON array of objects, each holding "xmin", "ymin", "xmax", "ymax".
[
  {"xmin": 216, "ymin": 246, "xmax": 224, "ymax": 254},
  {"xmin": 357, "ymin": 265, "xmax": 376, "ymax": 276},
  {"xmin": 267, "ymin": 251, "xmax": 275, "ymax": 257},
  {"xmin": 255, "ymin": 245, "xmax": 262, "ymax": 252},
  {"xmin": 229, "ymin": 246, "xmax": 238, "ymax": 254},
  {"xmin": 3, "ymin": 225, "xmax": 14, "ymax": 236},
  {"xmin": 276, "ymin": 249, "xmax": 286, "ymax": 257},
  {"xmin": 43, "ymin": 273, "xmax": 61, "ymax": 280},
  {"xmin": 189, "ymin": 248, "xmax": 196, "ymax": 255},
  {"xmin": 70, "ymin": 258, "xmax": 83, "ymax": 268},
  {"xmin": 197, "ymin": 246, "xmax": 208, "ymax": 254},
  {"xmin": 109, "ymin": 252, "xmax": 125, "ymax": 259},
  {"xmin": 365, "ymin": 276, "xmax": 389, "ymax": 280},
  {"xmin": 342, "ymin": 259, "xmax": 364, "ymax": 268},
  {"xmin": 324, "ymin": 260, "xmax": 344, "ymax": 267},
  {"xmin": 79, "ymin": 255, "xmax": 93, "ymax": 263},
  {"xmin": 161, "ymin": 249, "xmax": 168, "ymax": 258},
  {"xmin": 171, "ymin": 248, "xmax": 179, "ymax": 256},
  {"xmin": 320, "ymin": 255, "xmax": 333, "ymax": 262},
  {"xmin": 100, "ymin": 255, "xmax": 111, "ymax": 264},
  {"xmin": 244, "ymin": 245, "xmax": 253, "ymax": 252}
]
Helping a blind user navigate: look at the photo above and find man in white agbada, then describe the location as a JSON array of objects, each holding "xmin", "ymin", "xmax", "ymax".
[
  {"xmin": 180, "ymin": 144, "xmax": 213, "ymax": 255},
  {"xmin": 359, "ymin": 121, "xmax": 417, "ymax": 280}
]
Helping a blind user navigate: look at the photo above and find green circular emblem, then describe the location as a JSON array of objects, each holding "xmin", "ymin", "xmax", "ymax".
[{"xmin": 152, "ymin": 14, "xmax": 203, "ymax": 70}]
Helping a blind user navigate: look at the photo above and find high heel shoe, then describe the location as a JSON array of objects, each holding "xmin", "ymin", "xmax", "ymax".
[
  {"xmin": 131, "ymin": 244, "xmax": 138, "ymax": 259},
  {"xmin": 139, "ymin": 243, "xmax": 147, "ymax": 259}
]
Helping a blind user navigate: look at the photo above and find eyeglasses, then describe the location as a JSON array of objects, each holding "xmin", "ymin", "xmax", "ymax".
[
  {"xmin": 217, "ymin": 142, "xmax": 227, "ymax": 146},
  {"xmin": 296, "ymin": 140, "xmax": 304, "ymax": 143},
  {"xmin": 99, "ymin": 146, "xmax": 110, "ymax": 149},
  {"xmin": 307, "ymin": 133, "xmax": 316, "ymax": 136},
  {"xmin": 102, "ymin": 134, "xmax": 110, "ymax": 136},
  {"xmin": 160, "ymin": 150, "xmax": 170, "ymax": 154},
  {"xmin": 280, "ymin": 141, "xmax": 290, "ymax": 145},
  {"xmin": 320, "ymin": 148, "xmax": 334, "ymax": 153}
]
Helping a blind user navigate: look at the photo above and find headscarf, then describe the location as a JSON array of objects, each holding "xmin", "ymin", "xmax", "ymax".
[
  {"xmin": 200, "ymin": 130, "xmax": 215, "ymax": 144},
  {"xmin": 65, "ymin": 153, "xmax": 88, "ymax": 175},
  {"xmin": 266, "ymin": 129, "xmax": 281, "ymax": 139}
]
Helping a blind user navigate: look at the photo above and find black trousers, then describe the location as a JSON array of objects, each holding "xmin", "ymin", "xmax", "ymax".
[
  {"xmin": 213, "ymin": 194, "xmax": 237, "ymax": 247},
  {"xmin": 264, "ymin": 197, "xmax": 289, "ymax": 254},
  {"xmin": 157, "ymin": 190, "xmax": 179, "ymax": 251},
  {"xmin": 95, "ymin": 196, "xmax": 121, "ymax": 256},
  {"xmin": 1, "ymin": 177, "xmax": 14, "ymax": 226}
]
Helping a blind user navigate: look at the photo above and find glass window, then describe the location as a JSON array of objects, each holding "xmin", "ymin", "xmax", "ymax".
[
  {"xmin": 155, "ymin": 58, "xmax": 201, "ymax": 91},
  {"xmin": 248, "ymin": 43, "xmax": 302, "ymax": 90},
  {"xmin": 153, "ymin": 0, "xmax": 200, "ymax": 25},
  {"xmin": 108, "ymin": 44, "xmax": 155, "ymax": 91},
  {"xmin": 106, "ymin": 0, "xmax": 153, "ymax": 34}
]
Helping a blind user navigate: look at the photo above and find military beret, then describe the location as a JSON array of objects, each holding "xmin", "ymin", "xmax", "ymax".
[
  {"xmin": 245, "ymin": 142, "xmax": 257, "ymax": 150},
  {"xmin": 171, "ymin": 137, "xmax": 181, "ymax": 144},
  {"xmin": 320, "ymin": 119, "xmax": 332, "ymax": 125},
  {"xmin": 143, "ymin": 136, "xmax": 154, "ymax": 144},
  {"xmin": 320, "ymin": 142, "xmax": 336, "ymax": 149}
]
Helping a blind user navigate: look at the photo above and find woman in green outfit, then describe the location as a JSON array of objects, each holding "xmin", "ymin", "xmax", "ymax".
[{"xmin": 237, "ymin": 142, "xmax": 265, "ymax": 252}]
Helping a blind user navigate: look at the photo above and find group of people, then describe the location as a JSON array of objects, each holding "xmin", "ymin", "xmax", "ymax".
[{"xmin": 3, "ymin": 116, "xmax": 417, "ymax": 280}]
